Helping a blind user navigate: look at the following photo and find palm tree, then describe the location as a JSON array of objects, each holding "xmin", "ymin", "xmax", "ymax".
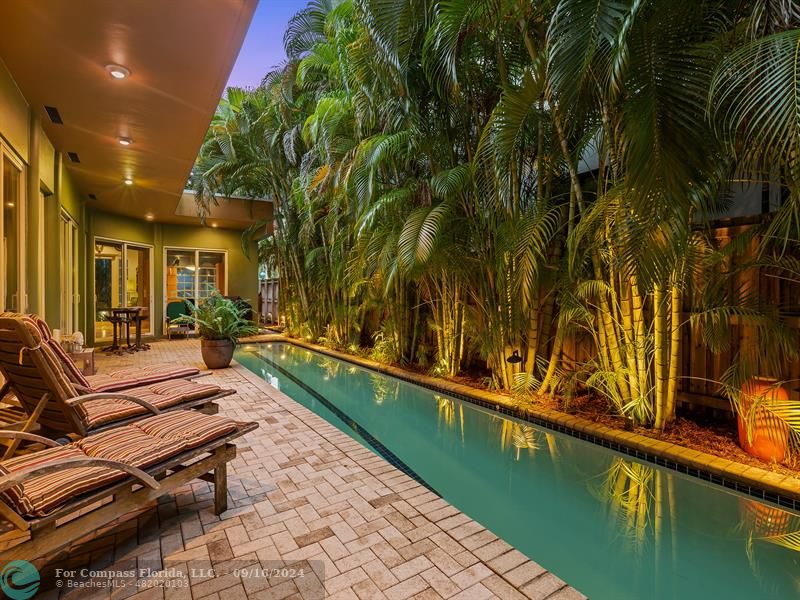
[{"xmin": 192, "ymin": 0, "xmax": 800, "ymax": 445}]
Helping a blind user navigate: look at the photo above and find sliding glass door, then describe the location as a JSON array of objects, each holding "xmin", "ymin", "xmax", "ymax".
[{"xmin": 94, "ymin": 239, "xmax": 152, "ymax": 340}]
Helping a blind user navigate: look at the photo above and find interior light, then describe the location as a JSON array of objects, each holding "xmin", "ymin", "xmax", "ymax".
[
  {"xmin": 106, "ymin": 64, "xmax": 130, "ymax": 79},
  {"xmin": 211, "ymin": 223, "xmax": 218, "ymax": 228},
  {"xmin": 124, "ymin": 178, "xmax": 134, "ymax": 185},
  {"xmin": 118, "ymin": 137, "xmax": 133, "ymax": 146},
  {"xmin": 145, "ymin": 213, "xmax": 154, "ymax": 221},
  {"xmin": 5, "ymin": 202, "xmax": 14, "ymax": 208}
]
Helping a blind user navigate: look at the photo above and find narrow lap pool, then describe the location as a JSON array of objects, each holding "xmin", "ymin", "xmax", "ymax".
[{"xmin": 235, "ymin": 342, "xmax": 800, "ymax": 599}]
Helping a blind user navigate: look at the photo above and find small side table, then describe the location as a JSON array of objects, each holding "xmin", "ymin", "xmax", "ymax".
[{"xmin": 68, "ymin": 348, "xmax": 96, "ymax": 375}]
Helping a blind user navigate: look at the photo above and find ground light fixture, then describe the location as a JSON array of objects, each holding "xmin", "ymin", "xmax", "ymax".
[
  {"xmin": 506, "ymin": 350, "xmax": 523, "ymax": 364},
  {"xmin": 118, "ymin": 137, "xmax": 133, "ymax": 146},
  {"xmin": 106, "ymin": 64, "xmax": 130, "ymax": 79}
]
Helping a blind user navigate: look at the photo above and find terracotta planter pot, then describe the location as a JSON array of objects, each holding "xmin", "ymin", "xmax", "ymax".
[
  {"xmin": 737, "ymin": 377, "xmax": 790, "ymax": 463},
  {"xmin": 201, "ymin": 339, "xmax": 235, "ymax": 369}
]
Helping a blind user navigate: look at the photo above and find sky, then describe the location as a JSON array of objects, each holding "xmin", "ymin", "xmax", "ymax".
[{"xmin": 226, "ymin": 0, "xmax": 309, "ymax": 90}]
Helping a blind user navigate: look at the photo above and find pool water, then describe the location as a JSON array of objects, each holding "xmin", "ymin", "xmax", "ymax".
[{"xmin": 235, "ymin": 342, "xmax": 800, "ymax": 599}]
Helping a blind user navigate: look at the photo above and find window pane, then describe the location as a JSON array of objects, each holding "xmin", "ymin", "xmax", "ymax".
[
  {"xmin": 198, "ymin": 252, "xmax": 225, "ymax": 299},
  {"xmin": 94, "ymin": 241, "xmax": 124, "ymax": 340},
  {"xmin": 2, "ymin": 157, "xmax": 20, "ymax": 311},
  {"xmin": 126, "ymin": 245, "xmax": 151, "ymax": 334},
  {"xmin": 166, "ymin": 250, "xmax": 196, "ymax": 302}
]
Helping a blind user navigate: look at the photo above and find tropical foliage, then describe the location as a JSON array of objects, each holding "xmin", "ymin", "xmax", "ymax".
[
  {"xmin": 175, "ymin": 291, "xmax": 258, "ymax": 344},
  {"xmin": 192, "ymin": 0, "xmax": 800, "ymax": 440}
]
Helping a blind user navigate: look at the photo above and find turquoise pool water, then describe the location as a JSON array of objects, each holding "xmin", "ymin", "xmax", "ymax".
[{"xmin": 235, "ymin": 342, "xmax": 800, "ymax": 599}]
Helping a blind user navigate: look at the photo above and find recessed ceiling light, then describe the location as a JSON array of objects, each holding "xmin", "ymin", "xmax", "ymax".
[
  {"xmin": 124, "ymin": 177, "xmax": 134, "ymax": 185},
  {"xmin": 145, "ymin": 213, "xmax": 154, "ymax": 221},
  {"xmin": 118, "ymin": 137, "xmax": 133, "ymax": 146},
  {"xmin": 106, "ymin": 64, "xmax": 130, "ymax": 79}
]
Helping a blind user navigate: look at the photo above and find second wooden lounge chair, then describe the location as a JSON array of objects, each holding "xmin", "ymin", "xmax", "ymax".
[
  {"xmin": 0, "ymin": 316, "xmax": 235, "ymax": 445},
  {"xmin": 0, "ymin": 409, "xmax": 258, "ymax": 562},
  {"xmin": 1, "ymin": 312, "xmax": 205, "ymax": 393}
]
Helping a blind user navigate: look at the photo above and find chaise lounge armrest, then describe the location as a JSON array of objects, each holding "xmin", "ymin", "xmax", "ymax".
[
  {"xmin": 65, "ymin": 393, "xmax": 161, "ymax": 415},
  {"xmin": 0, "ymin": 430, "xmax": 61, "ymax": 448},
  {"xmin": 0, "ymin": 457, "xmax": 160, "ymax": 493}
]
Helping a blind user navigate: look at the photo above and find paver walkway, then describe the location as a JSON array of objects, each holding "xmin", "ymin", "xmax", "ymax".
[{"xmin": 6, "ymin": 339, "xmax": 586, "ymax": 599}]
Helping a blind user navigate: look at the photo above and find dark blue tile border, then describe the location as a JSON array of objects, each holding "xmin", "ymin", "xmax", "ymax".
[{"xmin": 254, "ymin": 341, "xmax": 800, "ymax": 513}]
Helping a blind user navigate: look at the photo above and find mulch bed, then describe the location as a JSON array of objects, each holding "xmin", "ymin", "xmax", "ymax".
[{"xmin": 534, "ymin": 392, "xmax": 800, "ymax": 478}]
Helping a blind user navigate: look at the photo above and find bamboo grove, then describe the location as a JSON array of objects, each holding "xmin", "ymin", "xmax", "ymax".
[{"xmin": 193, "ymin": 0, "xmax": 800, "ymax": 435}]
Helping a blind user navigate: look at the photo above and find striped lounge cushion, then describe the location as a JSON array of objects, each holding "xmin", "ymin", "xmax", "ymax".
[
  {"xmin": 76, "ymin": 426, "xmax": 187, "ymax": 468},
  {"xmin": 0, "ymin": 445, "xmax": 124, "ymax": 518},
  {"xmin": 134, "ymin": 411, "xmax": 238, "ymax": 448},
  {"xmin": 87, "ymin": 364, "xmax": 201, "ymax": 393},
  {"xmin": 82, "ymin": 380, "xmax": 222, "ymax": 428},
  {"xmin": 0, "ymin": 412, "xmax": 238, "ymax": 518}
]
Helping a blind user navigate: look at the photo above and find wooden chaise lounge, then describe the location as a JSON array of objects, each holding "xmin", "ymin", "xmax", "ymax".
[
  {"xmin": 0, "ymin": 316, "xmax": 234, "ymax": 451},
  {"xmin": 1, "ymin": 312, "xmax": 206, "ymax": 393},
  {"xmin": 0, "ymin": 410, "xmax": 258, "ymax": 562}
]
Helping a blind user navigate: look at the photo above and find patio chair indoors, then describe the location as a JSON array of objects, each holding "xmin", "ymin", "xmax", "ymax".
[
  {"xmin": 0, "ymin": 410, "xmax": 258, "ymax": 562},
  {"xmin": 0, "ymin": 316, "xmax": 235, "ymax": 452},
  {"xmin": 165, "ymin": 300, "xmax": 192, "ymax": 339}
]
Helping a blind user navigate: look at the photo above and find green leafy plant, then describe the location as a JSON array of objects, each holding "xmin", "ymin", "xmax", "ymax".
[{"xmin": 175, "ymin": 291, "xmax": 258, "ymax": 344}]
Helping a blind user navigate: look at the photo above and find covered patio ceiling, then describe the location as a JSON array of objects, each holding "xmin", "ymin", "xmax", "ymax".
[{"xmin": 0, "ymin": 0, "xmax": 269, "ymax": 229}]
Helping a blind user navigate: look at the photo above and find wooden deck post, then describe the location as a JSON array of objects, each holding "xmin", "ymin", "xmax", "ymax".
[{"xmin": 214, "ymin": 460, "xmax": 228, "ymax": 515}]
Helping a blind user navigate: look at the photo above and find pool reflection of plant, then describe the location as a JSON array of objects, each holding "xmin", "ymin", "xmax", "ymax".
[
  {"xmin": 590, "ymin": 455, "xmax": 799, "ymax": 583},
  {"xmin": 591, "ymin": 458, "xmax": 669, "ymax": 555},
  {"xmin": 737, "ymin": 497, "xmax": 800, "ymax": 583},
  {"xmin": 371, "ymin": 373, "xmax": 398, "ymax": 405}
]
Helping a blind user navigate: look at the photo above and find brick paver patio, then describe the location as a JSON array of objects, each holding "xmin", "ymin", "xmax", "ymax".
[{"xmin": 4, "ymin": 339, "xmax": 585, "ymax": 599}]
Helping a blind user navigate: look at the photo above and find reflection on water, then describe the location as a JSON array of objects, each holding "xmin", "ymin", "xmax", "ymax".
[
  {"xmin": 371, "ymin": 373, "xmax": 398, "ymax": 406},
  {"xmin": 498, "ymin": 419, "xmax": 540, "ymax": 460},
  {"xmin": 237, "ymin": 343, "xmax": 800, "ymax": 600}
]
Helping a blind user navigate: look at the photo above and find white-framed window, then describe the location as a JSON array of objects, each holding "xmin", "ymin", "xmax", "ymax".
[
  {"xmin": 164, "ymin": 247, "xmax": 228, "ymax": 305},
  {"xmin": 1, "ymin": 144, "xmax": 26, "ymax": 312},
  {"xmin": 93, "ymin": 237, "xmax": 153, "ymax": 340}
]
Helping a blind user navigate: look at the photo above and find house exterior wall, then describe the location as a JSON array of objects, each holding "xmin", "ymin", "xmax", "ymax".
[{"xmin": 1, "ymin": 58, "xmax": 259, "ymax": 347}]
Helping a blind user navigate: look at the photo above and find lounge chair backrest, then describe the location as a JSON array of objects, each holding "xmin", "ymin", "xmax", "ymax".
[
  {"xmin": 166, "ymin": 301, "xmax": 189, "ymax": 321},
  {"xmin": 0, "ymin": 312, "xmax": 91, "ymax": 389},
  {"xmin": 0, "ymin": 317, "xmax": 88, "ymax": 435}
]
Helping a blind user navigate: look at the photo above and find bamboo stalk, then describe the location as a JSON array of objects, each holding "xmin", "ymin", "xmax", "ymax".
[
  {"xmin": 630, "ymin": 276, "xmax": 649, "ymax": 419},
  {"xmin": 665, "ymin": 283, "xmax": 682, "ymax": 425},
  {"xmin": 654, "ymin": 285, "xmax": 666, "ymax": 430}
]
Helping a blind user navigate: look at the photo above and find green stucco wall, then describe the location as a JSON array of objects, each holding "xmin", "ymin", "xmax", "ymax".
[
  {"xmin": 44, "ymin": 162, "xmax": 87, "ymax": 333},
  {"xmin": 0, "ymin": 57, "xmax": 29, "ymax": 162}
]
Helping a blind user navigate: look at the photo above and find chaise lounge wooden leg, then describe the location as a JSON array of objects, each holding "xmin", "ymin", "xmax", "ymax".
[
  {"xmin": 214, "ymin": 461, "xmax": 228, "ymax": 515},
  {"xmin": 2, "ymin": 393, "xmax": 49, "ymax": 460}
]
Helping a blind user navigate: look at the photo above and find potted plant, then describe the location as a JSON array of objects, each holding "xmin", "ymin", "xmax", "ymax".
[
  {"xmin": 175, "ymin": 291, "xmax": 258, "ymax": 369},
  {"xmin": 736, "ymin": 377, "xmax": 791, "ymax": 463}
]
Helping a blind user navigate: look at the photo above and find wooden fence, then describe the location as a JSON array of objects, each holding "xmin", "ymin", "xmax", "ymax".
[{"xmin": 560, "ymin": 215, "xmax": 800, "ymax": 413}]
